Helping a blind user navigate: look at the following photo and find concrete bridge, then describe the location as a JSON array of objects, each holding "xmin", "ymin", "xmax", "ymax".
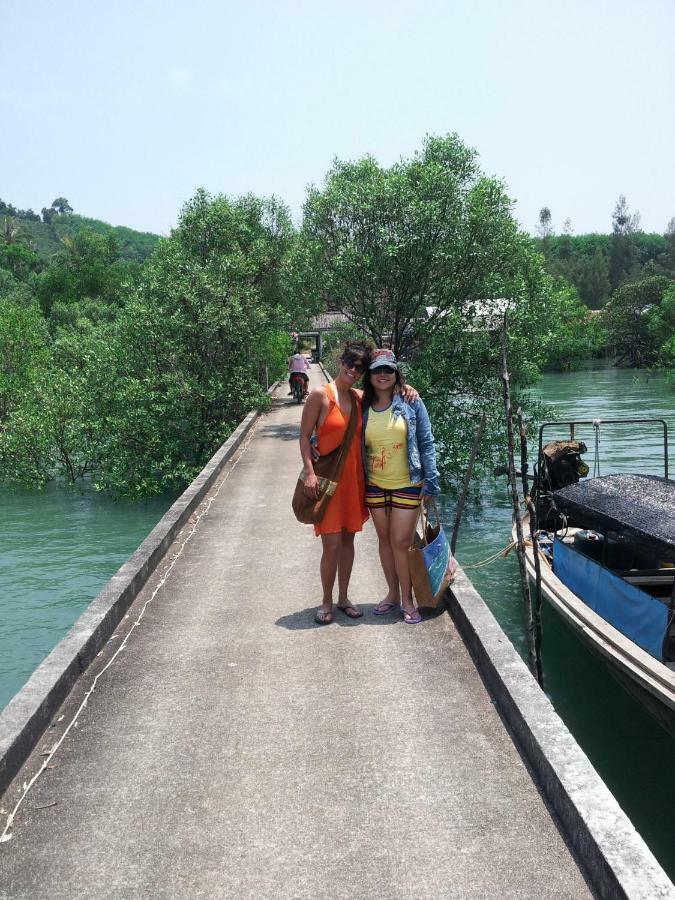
[{"xmin": 0, "ymin": 365, "xmax": 672, "ymax": 899}]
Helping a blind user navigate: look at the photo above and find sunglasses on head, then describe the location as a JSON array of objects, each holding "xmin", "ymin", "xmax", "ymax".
[
  {"xmin": 342, "ymin": 357, "xmax": 365, "ymax": 372},
  {"xmin": 373, "ymin": 366, "xmax": 396, "ymax": 375}
]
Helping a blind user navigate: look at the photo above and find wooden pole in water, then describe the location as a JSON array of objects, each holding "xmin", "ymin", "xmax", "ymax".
[
  {"xmin": 517, "ymin": 407, "xmax": 544, "ymax": 685},
  {"xmin": 451, "ymin": 412, "xmax": 487, "ymax": 556},
  {"xmin": 500, "ymin": 318, "xmax": 541, "ymax": 684}
]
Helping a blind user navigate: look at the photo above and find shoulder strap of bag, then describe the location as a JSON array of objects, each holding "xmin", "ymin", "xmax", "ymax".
[{"xmin": 325, "ymin": 389, "xmax": 359, "ymax": 484}]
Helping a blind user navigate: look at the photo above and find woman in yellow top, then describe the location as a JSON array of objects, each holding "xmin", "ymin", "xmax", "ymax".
[{"xmin": 363, "ymin": 350, "xmax": 440, "ymax": 624}]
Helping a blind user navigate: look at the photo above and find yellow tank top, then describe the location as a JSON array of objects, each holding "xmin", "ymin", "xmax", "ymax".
[{"xmin": 365, "ymin": 407, "xmax": 412, "ymax": 488}]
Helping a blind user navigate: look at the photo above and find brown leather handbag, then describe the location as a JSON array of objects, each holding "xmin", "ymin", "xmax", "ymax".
[{"xmin": 292, "ymin": 388, "xmax": 359, "ymax": 525}]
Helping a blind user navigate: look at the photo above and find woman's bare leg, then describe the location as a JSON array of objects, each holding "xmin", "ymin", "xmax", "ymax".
[
  {"xmin": 389, "ymin": 506, "xmax": 421, "ymax": 613},
  {"xmin": 319, "ymin": 533, "xmax": 342, "ymax": 615},
  {"xmin": 337, "ymin": 530, "xmax": 356, "ymax": 605},
  {"xmin": 369, "ymin": 507, "xmax": 400, "ymax": 607}
]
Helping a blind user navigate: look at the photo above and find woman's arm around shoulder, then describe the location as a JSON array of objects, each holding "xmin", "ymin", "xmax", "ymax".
[{"xmin": 399, "ymin": 383, "xmax": 419, "ymax": 403}]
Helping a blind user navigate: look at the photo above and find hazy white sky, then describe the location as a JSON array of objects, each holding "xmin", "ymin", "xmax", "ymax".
[{"xmin": 2, "ymin": 0, "xmax": 674, "ymax": 236}]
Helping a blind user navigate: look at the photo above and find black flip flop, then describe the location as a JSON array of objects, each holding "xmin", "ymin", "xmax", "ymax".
[{"xmin": 336, "ymin": 603, "xmax": 363, "ymax": 619}]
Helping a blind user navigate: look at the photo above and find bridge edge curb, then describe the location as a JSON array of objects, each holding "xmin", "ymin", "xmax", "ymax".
[
  {"xmin": 0, "ymin": 386, "xmax": 279, "ymax": 799},
  {"xmin": 446, "ymin": 569, "xmax": 674, "ymax": 899}
]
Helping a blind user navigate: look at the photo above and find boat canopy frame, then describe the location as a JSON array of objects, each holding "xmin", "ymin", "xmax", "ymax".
[
  {"xmin": 534, "ymin": 417, "xmax": 670, "ymax": 535},
  {"xmin": 553, "ymin": 474, "xmax": 675, "ymax": 562}
]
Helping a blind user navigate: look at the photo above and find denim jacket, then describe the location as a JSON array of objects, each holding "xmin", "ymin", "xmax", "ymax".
[{"xmin": 362, "ymin": 394, "xmax": 440, "ymax": 495}]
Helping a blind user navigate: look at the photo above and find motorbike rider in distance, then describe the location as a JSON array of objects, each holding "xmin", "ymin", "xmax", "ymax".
[{"xmin": 288, "ymin": 347, "xmax": 310, "ymax": 396}]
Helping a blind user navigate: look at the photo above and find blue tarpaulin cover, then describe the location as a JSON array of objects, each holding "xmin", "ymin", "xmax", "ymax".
[{"xmin": 553, "ymin": 537, "xmax": 669, "ymax": 660}]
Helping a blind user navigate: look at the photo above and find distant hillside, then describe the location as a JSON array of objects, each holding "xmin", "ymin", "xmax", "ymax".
[
  {"xmin": 16, "ymin": 214, "xmax": 161, "ymax": 263},
  {"xmin": 0, "ymin": 196, "xmax": 161, "ymax": 263}
]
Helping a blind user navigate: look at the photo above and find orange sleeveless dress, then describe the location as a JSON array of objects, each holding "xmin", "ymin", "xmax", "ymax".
[{"xmin": 314, "ymin": 384, "xmax": 369, "ymax": 536}]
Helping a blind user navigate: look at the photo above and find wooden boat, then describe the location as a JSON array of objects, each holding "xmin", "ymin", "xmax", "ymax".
[{"xmin": 514, "ymin": 423, "xmax": 675, "ymax": 736}]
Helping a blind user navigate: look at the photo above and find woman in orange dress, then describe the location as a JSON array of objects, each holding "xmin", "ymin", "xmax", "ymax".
[{"xmin": 299, "ymin": 341, "xmax": 371, "ymax": 624}]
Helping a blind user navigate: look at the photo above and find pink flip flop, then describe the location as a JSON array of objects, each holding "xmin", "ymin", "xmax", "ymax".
[
  {"xmin": 373, "ymin": 601, "xmax": 398, "ymax": 616},
  {"xmin": 401, "ymin": 607, "xmax": 422, "ymax": 624}
]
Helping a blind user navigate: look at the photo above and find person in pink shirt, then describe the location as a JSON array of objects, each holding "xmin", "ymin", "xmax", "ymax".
[{"xmin": 288, "ymin": 348, "xmax": 310, "ymax": 396}]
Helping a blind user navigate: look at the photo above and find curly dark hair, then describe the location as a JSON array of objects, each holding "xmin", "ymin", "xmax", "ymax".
[{"xmin": 339, "ymin": 339, "xmax": 374, "ymax": 368}]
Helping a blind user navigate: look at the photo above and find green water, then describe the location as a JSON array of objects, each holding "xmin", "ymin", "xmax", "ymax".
[
  {"xmin": 447, "ymin": 366, "xmax": 675, "ymax": 880},
  {"xmin": 0, "ymin": 484, "xmax": 170, "ymax": 711}
]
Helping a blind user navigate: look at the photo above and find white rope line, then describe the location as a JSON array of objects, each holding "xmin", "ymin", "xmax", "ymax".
[{"xmin": 0, "ymin": 421, "xmax": 259, "ymax": 844}]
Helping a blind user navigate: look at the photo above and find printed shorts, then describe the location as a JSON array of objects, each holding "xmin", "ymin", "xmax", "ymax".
[{"xmin": 365, "ymin": 483, "xmax": 423, "ymax": 510}]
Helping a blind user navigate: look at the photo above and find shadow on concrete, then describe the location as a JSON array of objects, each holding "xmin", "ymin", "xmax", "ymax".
[
  {"xmin": 270, "ymin": 394, "xmax": 307, "ymax": 409},
  {"xmin": 257, "ymin": 422, "xmax": 300, "ymax": 441},
  {"xmin": 275, "ymin": 604, "xmax": 405, "ymax": 630}
]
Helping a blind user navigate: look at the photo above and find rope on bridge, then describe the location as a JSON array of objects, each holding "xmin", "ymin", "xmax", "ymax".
[{"xmin": 0, "ymin": 421, "xmax": 260, "ymax": 845}]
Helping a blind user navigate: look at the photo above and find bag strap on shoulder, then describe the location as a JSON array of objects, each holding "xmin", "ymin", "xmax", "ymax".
[{"xmin": 329, "ymin": 388, "xmax": 359, "ymax": 483}]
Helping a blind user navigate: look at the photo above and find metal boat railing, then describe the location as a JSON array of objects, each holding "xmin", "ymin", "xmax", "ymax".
[{"xmin": 534, "ymin": 417, "xmax": 670, "ymax": 531}]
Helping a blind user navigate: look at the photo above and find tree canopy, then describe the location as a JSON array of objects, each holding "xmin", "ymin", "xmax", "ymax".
[
  {"xmin": 300, "ymin": 134, "xmax": 529, "ymax": 358},
  {"xmin": 603, "ymin": 275, "xmax": 675, "ymax": 367},
  {"xmin": 0, "ymin": 155, "xmax": 672, "ymax": 499},
  {"xmin": 297, "ymin": 134, "xmax": 602, "ymax": 483},
  {"xmin": 534, "ymin": 198, "xmax": 675, "ymax": 309},
  {"xmin": 0, "ymin": 189, "xmax": 300, "ymax": 496}
]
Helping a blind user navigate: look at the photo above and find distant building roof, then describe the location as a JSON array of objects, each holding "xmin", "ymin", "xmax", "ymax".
[{"xmin": 310, "ymin": 311, "xmax": 350, "ymax": 330}]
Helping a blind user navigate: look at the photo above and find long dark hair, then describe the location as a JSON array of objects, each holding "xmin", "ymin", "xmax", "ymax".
[{"xmin": 362, "ymin": 364, "xmax": 406, "ymax": 410}]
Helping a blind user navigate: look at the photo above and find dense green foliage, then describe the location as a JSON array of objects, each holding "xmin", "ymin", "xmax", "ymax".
[
  {"xmin": 1, "ymin": 154, "xmax": 673, "ymax": 498},
  {"xmin": 297, "ymin": 135, "xmax": 603, "ymax": 483},
  {"xmin": 602, "ymin": 276, "xmax": 675, "ymax": 368},
  {"xmin": 0, "ymin": 191, "xmax": 296, "ymax": 496},
  {"xmin": 47, "ymin": 215, "xmax": 159, "ymax": 262},
  {"xmin": 532, "ymin": 198, "xmax": 675, "ymax": 380},
  {"xmin": 301, "ymin": 135, "xmax": 526, "ymax": 357},
  {"xmin": 534, "ymin": 196, "xmax": 675, "ymax": 310},
  {"xmin": 539, "ymin": 231, "xmax": 673, "ymax": 309},
  {"xmin": 650, "ymin": 285, "xmax": 675, "ymax": 369},
  {"xmin": 93, "ymin": 191, "xmax": 296, "ymax": 496},
  {"xmin": 35, "ymin": 230, "xmax": 141, "ymax": 323}
]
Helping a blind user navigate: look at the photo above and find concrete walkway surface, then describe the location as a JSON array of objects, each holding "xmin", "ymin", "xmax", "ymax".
[{"xmin": 0, "ymin": 366, "xmax": 593, "ymax": 899}]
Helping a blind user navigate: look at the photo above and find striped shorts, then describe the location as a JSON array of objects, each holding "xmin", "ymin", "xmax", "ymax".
[{"xmin": 365, "ymin": 483, "xmax": 423, "ymax": 510}]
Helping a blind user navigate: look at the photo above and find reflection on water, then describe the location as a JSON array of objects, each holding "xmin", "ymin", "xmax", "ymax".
[
  {"xmin": 444, "ymin": 367, "xmax": 675, "ymax": 879},
  {"xmin": 0, "ymin": 483, "xmax": 170, "ymax": 710}
]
